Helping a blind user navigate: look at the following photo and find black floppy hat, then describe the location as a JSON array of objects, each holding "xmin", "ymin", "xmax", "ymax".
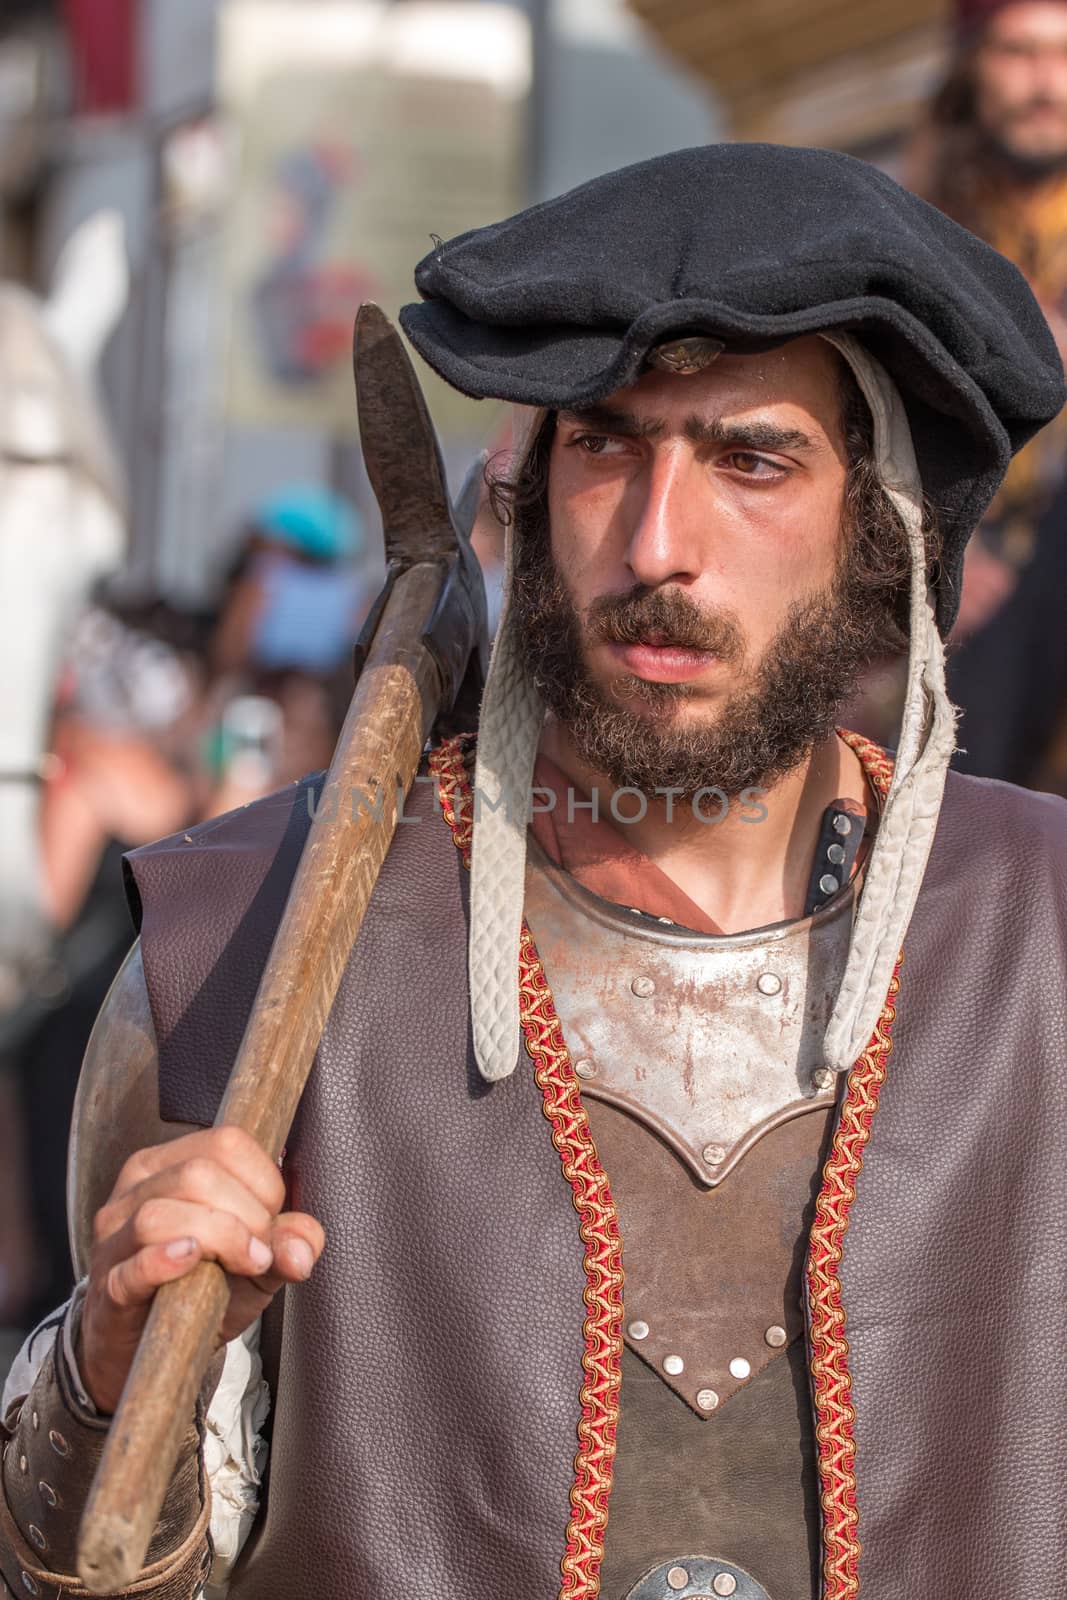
[{"xmin": 400, "ymin": 142, "xmax": 1065, "ymax": 633}]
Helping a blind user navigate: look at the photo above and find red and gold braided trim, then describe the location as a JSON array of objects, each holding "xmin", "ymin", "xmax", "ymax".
[
  {"xmin": 837, "ymin": 727, "xmax": 894, "ymax": 802},
  {"xmin": 429, "ymin": 733, "xmax": 624, "ymax": 1600},
  {"xmin": 807, "ymin": 959, "xmax": 900, "ymax": 1600},
  {"xmin": 808, "ymin": 727, "xmax": 899, "ymax": 1599}
]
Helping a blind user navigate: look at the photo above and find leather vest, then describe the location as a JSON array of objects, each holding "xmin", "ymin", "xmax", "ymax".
[{"xmin": 124, "ymin": 735, "xmax": 1067, "ymax": 1600}]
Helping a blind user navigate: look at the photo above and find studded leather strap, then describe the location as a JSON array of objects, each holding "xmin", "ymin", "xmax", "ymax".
[{"xmin": 0, "ymin": 1319, "xmax": 216, "ymax": 1599}]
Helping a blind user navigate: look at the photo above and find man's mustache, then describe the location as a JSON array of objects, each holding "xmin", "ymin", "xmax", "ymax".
[
  {"xmin": 586, "ymin": 586, "xmax": 746, "ymax": 664},
  {"xmin": 1007, "ymin": 95, "xmax": 1067, "ymax": 123}
]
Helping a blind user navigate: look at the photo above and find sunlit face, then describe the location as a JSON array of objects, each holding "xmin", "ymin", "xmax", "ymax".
[
  {"xmin": 974, "ymin": 2, "xmax": 1067, "ymax": 168},
  {"xmin": 544, "ymin": 336, "xmax": 850, "ymax": 735}
]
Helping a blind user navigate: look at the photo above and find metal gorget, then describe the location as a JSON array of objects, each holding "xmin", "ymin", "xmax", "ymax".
[{"xmin": 524, "ymin": 838, "xmax": 855, "ymax": 1187}]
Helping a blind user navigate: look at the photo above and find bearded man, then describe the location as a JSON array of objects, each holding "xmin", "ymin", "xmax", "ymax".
[
  {"xmin": 911, "ymin": 0, "xmax": 1067, "ymax": 785},
  {"xmin": 3, "ymin": 144, "xmax": 1067, "ymax": 1600}
]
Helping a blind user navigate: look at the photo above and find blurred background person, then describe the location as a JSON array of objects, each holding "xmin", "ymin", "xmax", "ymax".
[
  {"xmin": 5, "ymin": 594, "xmax": 206, "ymax": 1329},
  {"xmin": 202, "ymin": 485, "xmax": 371, "ymax": 812},
  {"xmin": 909, "ymin": 0, "xmax": 1067, "ymax": 788}
]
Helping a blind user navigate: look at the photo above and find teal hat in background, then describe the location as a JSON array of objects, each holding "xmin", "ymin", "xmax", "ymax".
[{"xmin": 256, "ymin": 485, "xmax": 363, "ymax": 563}]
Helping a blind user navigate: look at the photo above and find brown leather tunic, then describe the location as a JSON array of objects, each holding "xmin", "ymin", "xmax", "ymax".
[
  {"xmin": 585, "ymin": 1097, "xmax": 831, "ymax": 1600},
  {"xmin": 122, "ymin": 745, "xmax": 1067, "ymax": 1600}
]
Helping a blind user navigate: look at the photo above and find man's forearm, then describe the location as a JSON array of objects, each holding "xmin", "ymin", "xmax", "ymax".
[{"xmin": 0, "ymin": 1304, "xmax": 217, "ymax": 1600}]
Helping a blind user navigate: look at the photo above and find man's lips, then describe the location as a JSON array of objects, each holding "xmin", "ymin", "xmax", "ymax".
[{"xmin": 606, "ymin": 639, "xmax": 721, "ymax": 684}]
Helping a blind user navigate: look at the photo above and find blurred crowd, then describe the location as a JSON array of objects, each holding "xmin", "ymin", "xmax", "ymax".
[
  {"xmin": 3, "ymin": 0, "xmax": 1067, "ymax": 1356},
  {"xmin": 0, "ymin": 466, "xmax": 388, "ymax": 1339}
]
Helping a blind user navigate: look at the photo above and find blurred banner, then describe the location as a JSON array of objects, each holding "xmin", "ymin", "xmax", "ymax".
[{"xmin": 218, "ymin": 0, "xmax": 529, "ymax": 437}]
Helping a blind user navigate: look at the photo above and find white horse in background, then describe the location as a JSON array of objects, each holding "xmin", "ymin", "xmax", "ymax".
[{"xmin": 0, "ymin": 212, "xmax": 129, "ymax": 1011}]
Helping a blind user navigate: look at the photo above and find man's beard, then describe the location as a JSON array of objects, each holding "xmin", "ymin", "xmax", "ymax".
[
  {"xmin": 509, "ymin": 506, "xmax": 890, "ymax": 798},
  {"xmin": 981, "ymin": 111, "xmax": 1067, "ymax": 181}
]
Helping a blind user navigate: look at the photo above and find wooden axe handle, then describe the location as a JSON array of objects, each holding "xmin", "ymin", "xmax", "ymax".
[{"xmin": 77, "ymin": 560, "xmax": 446, "ymax": 1592}]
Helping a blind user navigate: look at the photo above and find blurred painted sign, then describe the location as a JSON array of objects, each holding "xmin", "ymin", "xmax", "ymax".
[{"xmin": 218, "ymin": 0, "xmax": 529, "ymax": 437}]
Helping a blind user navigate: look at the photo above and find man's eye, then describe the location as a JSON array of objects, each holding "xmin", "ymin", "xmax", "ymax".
[
  {"xmin": 572, "ymin": 433, "xmax": 625, "ymax": 456},
  {"xmin": 724, "ymin": 451, "xmax": 782, "ymax": 478}
]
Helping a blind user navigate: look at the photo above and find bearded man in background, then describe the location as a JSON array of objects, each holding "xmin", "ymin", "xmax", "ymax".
[{"xmin": 911, "ymin": 0, "xmax": 1067, "ymax": 784}]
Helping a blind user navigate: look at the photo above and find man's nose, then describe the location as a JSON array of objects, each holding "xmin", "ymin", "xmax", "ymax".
[{"xmin": 624, "ymin": 449, "xmax": 705, "ymax": 588}]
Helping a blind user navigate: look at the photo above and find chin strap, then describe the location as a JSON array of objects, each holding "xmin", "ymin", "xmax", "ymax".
[
  {"xmin": 819, "ymin": 335, "xmax": 957, "ymax": 1072},
  {"xmin": 468, "ymin": 410, "xmax": 547, "ymax": 1082}
]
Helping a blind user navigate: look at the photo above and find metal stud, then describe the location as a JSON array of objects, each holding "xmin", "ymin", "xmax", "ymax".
[
  {"xmin": 48, "ymin": 1429, "xmax": 70, "ymax": 1459},
  {"xmin": 630, "ymin": 975, "xmax": 655, "ymax": 998},
  {"xmin": 627, "ymin": 1320, "xmax": 650, "ymax": 1342},
  {"xmin": 812, "ymin": 1067, "xmax": 835, "ymax": 1092},
  {"xmin": 663, "ymin": 1354, "xmax": 684, "ymax": 1376},
  {"xmin": 729, "ymin": 1356, "xmax": 751, "ymax": 1380},
  {"xmin": 38, "ymin": 1482, "xmax": 58, "ymax": 1509},
  {"xmin": 27, "ymin": 1527, "xmax": 45, "ymax": 1553},
  {"xmin": 765, "ymin": 1325, "xmax": 788, "ymax": 1348},
  {"xmin": 702, "ymin": 1143, "xmax": 727, "ymax": 1167},
  {"xmin": 833, "ymin": 813, "xmax": 852, "ymax": 835},
  {"xmin": 647, "ymin": 335, "xmax": 725, "ymax": 375},
  {"xmin": 574, "ymin": 1058, "xmax": 597, "ymax": 1079},
  {"xmin": 713, "ymin": 1575, "xmax": 738, "ymax": 1597},
  {"xmin": 666, "ymin": 1567, "xmax": 690, "ymax": 1591},
  {"xmin": 819, "ymin": 873, "xmax": 839, "ymax": 896},
  {"xmin": 696, "ymin": 1388, "xmax": 720, "ymax": 1411},
  {"xmin": 20, "ymin": 1575, "xmax": 38, "ymax": 1596},
  {"xmin": 827, "ymin": 842, "xmax": 846, "ymax": 865},
  {"xmin": 18, "ymin": 1454, "xmax": 27, "ymax": 1476},
  {"xmin": 30, "ymin": 1411, "xmax": 38, "ymax": 1432},
  {"xmin": 756, "ymin": 971, "xmax": 782, "ymax": 996}
]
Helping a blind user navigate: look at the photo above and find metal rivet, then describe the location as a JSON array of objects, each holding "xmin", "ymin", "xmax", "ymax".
[
  {"xmin": 713, "ymin": 1575, "xmax": 738, "ymax": 1597},
  {"xmin": 819, "ymin": 872, "xmax": 839, "ymax": 896},
  {"xmin": 627, "ymin": 1319, "xmax": 649, "ymax": 1341},
  {"xmin": 756, "ymin": 971, "xmax": 782, "ymax": 996},
  {"xmin": 27, "ymin": 1526, "xmax": 45, "ymax": 1553},
  {"xmin": 827, "ymin": 842, "xmax": 846, "ymax": 865},
  {"xmin": 729, "ymin": 1356, "xmax": 751, "ymax": 1380},
  {"xmin": 667, "ymin": 1568, "xmax": 690, "ymax": 1591},
  {"xmin": 833, "ymin": 814, "xmax": 852, "ymax": 836},
  {"xmin": 630, "ymin": 975, "xmax": 655, "ymax": 998},
  {"xmin": 38, "ymin": 1481, "xmax": 58, "ymax": 1509},
  {"xmin": 765, "ymin": 1324, "xmax": 788, "ymax": 1348},
  {"xmin": 48, "ymin": 1429, "xmax": 70, "ymax": 1459},
  {"xmin": 663, "ymin": 1353, "xmax": 684, "ymax": 1376},
  {"xmin": 20, "ymin": 1575, "xmax": 38, "ymax": 1596},
  {"xmin": 812, "ymin": 1067, "xmax": 835, "ymax": 1091},
  {"xmin": 30, "ymin": 1411, "xmax": 38, "ymax": 1432},
  {"xmin": 574, "ymin": 1058, "xmax": 597, "ymax": 1079},
  {"xmin": 696, "ymin": 1387, "xmax": 720, "ymax": 1411},
  {"xmin": 702, "ymin": 1143, "xmax": 727, "ymax": 1167},
  {"xmin": 18, "ymin": 1454, "xmax": 27, "ymax": 1475}
]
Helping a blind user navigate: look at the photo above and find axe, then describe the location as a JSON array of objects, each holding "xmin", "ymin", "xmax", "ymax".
[{"xmin": 75, "ymin": 305, "xmax": 488, "ymax": 1592}]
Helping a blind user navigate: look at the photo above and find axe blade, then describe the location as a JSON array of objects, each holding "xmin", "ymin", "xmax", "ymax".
[{"xmin": 353, "ymin": 303, "xmax": 457, "ymax": 566}]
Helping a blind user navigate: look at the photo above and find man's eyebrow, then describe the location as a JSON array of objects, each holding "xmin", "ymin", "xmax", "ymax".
[
  {"xmin": 559, "ymin": 407, "xmax": 820, "ymax": 453},
  {"xmin": 684, "ymin": 416, "xmax": 819, "ymax": 452},
  {"xmin": 558, "ymin": 405, "xmax": 667, "ymax": 439}
]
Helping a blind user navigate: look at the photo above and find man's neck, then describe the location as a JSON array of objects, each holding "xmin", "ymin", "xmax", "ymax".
[{"xmin": 537, "ymin": 720, "xmax": 871, "ymax": 934}]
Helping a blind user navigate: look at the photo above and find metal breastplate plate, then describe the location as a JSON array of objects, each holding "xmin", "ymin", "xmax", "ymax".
[{"xmin": 524, "ymin": 839, "xmax": 851, "ymax": 1189}]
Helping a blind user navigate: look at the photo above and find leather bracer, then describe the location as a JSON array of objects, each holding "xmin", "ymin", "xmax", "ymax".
[{"xmin": 0, "ymin": 1316, "xmax": 217, "ymax": 1600}]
